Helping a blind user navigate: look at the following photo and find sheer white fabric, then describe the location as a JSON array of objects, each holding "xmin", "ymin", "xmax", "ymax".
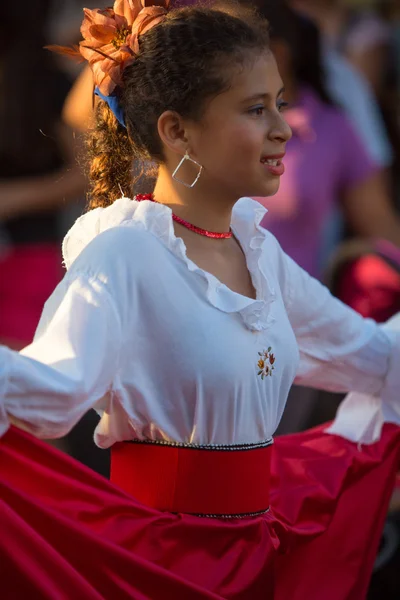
[
  {"xmin": 327, "ymin": 313, "xmax": 400, "ymax": 444},
  {"xmin": 0, "ymin": 197, "xmax": 399, "ymax": 446}
]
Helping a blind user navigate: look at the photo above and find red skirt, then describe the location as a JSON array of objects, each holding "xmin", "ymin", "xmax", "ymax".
[{"xmin": 1, "ymin": 423, "xmax": 399, "ymax": 600}]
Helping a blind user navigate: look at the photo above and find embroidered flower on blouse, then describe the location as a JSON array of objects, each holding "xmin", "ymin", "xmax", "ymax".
[{"xmin": 257, "ymin": 348, "xmax": 275, "ymax": 379}]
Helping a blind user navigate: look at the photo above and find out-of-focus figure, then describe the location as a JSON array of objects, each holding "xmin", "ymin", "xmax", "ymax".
[
  {"xmin": 253, "ymin": 2, "xmax": 400, "ymax": 280},
  {"xmin": 290, "ymin": 0, "xmax": 394, "ymax": 170},
  {"xmin": 291, "ymin": 0, "xmax": 400, "ymax": 213},
  {"xmin": 292, "ymin": 0, "xmax": 392, "ymax": 96},
  {"xmin": 0, "ymin": 0, "xmax": 85, "ymax": 350}
]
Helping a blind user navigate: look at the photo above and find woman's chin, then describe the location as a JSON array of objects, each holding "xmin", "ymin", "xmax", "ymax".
[{"xmin": 251, "ymin": 179, "xmax": 281, "ymax": 199}]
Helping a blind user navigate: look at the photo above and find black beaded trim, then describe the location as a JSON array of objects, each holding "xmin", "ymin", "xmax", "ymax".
[
  {"xmin": 188, "ymin": 507, "xmax": 270, "ymax": 519},
  {"xmin": 125, "ymin": 437, "xmax": 273, "ymax": 451}
]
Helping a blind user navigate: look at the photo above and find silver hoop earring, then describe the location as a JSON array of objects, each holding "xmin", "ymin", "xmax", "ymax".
[{"xmin": 172, "ymin": 151, "xmax": 203, "ymax": 188}]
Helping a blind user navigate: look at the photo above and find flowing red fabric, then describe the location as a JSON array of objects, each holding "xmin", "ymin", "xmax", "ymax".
[{"xmin": 1, "ymin": 424, "xmax": 399, "ymax": 599}]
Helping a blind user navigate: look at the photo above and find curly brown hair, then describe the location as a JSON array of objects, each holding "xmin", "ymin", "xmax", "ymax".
[{"xmin": 86, "ymin": 2, "xmax": 270, "ymax": 210}]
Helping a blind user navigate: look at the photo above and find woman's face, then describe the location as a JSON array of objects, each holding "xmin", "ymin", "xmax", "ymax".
[{"xmin": 188, "ymin": 51, "xmax": 292, "ymax": 199}]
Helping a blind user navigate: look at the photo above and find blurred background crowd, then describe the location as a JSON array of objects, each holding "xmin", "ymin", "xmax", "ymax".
[{"xmin": 1, "ymin": 0, "xmax": 400, "ymax": 595}]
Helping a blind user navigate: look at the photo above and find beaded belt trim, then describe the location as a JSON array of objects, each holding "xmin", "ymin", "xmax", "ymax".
[
  {"xmin": 126, "ymin": 437, "xmax": 274, "ymax": 451},
  {"xmin": 192, "ymin": 507, "xmax": 270, "ymax": 519}
]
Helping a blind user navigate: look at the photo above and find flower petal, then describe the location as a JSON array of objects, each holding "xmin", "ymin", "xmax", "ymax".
[
  {"xmin": 77, "ymin": 0, "xmax": 171, "ymax": 96},
  {"xmin": 142, "ymin": 0, "xmax": 171, "ymax": 9},
  {"xmin": 79, "ymin": 43, "xmax": 118, "ymax": 65},
  {"xmin": 129, "ymin": 7, "xmax": 167, "ymax": 45},
  {"xmin": 139, "ymin": 12, "xmax": 167, "ymax": 35},
  {"xmin": 81, "ymin": 10, "xmax": 117, "ymax": 46},
  {"xmin": 128, "ymin": 34, "xmax": 140, "ymax": 55},
  {"xmin": 81, "ymin": 8, "xmax": 119, "ymax": 38},
  {"xmin": 88, "ymin": 24, "xmax": 116, "ymax": 44},
  {"xmin": 79, "ymin": 45, "xmax": 100, "ymax": 63},
  {"xmin": 119, "ymin": 42, "xmax": 135, "ymax": 58},
  {"xmin": 45, "ymin": 44, "xmax": 84, "ymax": 63},
  {"xmin": 114, "ymin": 0, "xmax": 143, "ymax": 26},
  {"xmin": 93, "ymin": 62, "xmax": 122, "ymax": 96}
]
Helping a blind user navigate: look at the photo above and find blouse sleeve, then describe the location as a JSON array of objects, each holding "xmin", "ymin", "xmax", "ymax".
[
  {"xmin": 271, "ymin": 234, "xmax": 400, "ymax": 442},
  {"xmin": 0, "ymin": 272, "xmax": 122, "ymax": 439}
]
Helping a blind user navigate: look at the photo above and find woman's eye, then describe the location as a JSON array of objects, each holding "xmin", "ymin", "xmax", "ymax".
[
  {"xmin": 248, "ymin": 106, "xmax": 265, "ymax": 116},
  {"xmin": 277, "ymin": 100, "xmax": 289, "ymax": 112}
]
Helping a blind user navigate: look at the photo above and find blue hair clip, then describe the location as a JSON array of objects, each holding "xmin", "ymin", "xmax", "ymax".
[{"xmin": 94, "ymin": 87, "xmax": 126, "ymax": 129}]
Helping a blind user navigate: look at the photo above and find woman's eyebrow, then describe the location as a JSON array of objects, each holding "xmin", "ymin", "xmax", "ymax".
[{"xmin": 242, "ymin": 87, "xmax": 285, "ymax": 103}]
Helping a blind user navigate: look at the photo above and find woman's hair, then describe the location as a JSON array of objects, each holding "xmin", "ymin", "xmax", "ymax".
[
  {"xmin": 86, "ymin": 3, "xmax": 270, "ymax": 210},
  {"xmin": 255, "ymin": 0, "xmax": 334, "ymax": 105}
]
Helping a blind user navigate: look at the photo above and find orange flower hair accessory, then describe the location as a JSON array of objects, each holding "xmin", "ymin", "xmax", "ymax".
[{"xmin": 49, "ymin": 0, "xmax": 170, "ymax": 96}]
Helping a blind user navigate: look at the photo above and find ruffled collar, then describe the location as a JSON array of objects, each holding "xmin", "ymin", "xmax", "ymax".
[{"xmin": 63, "ymin": 196, "xmax": 276, "ymax": 331}]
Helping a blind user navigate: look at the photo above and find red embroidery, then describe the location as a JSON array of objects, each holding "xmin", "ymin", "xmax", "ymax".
[{"xmin": 257, "ymin": 347, "xmax": 275, "ymax": 380}]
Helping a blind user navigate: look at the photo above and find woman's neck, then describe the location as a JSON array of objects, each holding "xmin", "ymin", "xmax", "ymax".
[{"xmin": 152, "ymin": 166, "xmax": 234, "ymax": 234}]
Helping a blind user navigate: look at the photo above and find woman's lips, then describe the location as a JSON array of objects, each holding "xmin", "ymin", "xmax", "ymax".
[
  {"xmin": 260, "ymin": 154, "xmax": 285, "ymax": 177},
  {"xmin": 263, "ymin": 161, "xmax": 285, "ymax": 176}
]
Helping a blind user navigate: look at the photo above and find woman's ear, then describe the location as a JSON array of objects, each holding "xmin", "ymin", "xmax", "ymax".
[{"xmin": 157, "ymin": 110, "xmax": 191, "ymax": 157}]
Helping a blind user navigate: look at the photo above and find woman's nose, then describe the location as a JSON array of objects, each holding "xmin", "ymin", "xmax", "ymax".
[{"xmin": 268, "ymin": 114, "xmax": 292, "ymax": 143}]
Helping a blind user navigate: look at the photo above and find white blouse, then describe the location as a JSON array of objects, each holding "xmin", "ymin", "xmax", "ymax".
[{"xmin": 0, "ymin": 197, "xmax": 399, "ymax": 447}]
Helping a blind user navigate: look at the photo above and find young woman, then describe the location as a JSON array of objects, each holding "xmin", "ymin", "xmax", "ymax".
[{"xmin": 1, "ymin": 2, "xmax": 400, "ymax": 599}]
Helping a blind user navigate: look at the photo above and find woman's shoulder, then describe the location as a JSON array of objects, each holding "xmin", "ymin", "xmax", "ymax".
[
  {"xmin": 62, "ymin": 198, "xmax": 173, "ymax": 293},
  {"xmin": 63, "ymin": 197, "xmax": 171, "ymax": 269},
  {"xmin": 73, "ymin": 223, "xmax": 160, "ymax": 261}
]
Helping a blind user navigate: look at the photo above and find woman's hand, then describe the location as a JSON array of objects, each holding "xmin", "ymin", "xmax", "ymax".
[{"xmin": 342, "ymin": 170, "xmax": 400, "ymax": 247}]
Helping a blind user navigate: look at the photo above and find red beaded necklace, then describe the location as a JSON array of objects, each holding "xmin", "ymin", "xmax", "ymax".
[{"xmin": 135, "ymin": 193, "xmax": 233, "ymax": 239}]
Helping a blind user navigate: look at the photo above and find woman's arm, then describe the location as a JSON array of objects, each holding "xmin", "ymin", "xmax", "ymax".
[
  {"xmin": 0, "ymin": 271, "xmax": 122, "ymax": 439},
  {"xmin": 269, "ymin": 232, "xmax": 399, "ymax": 399},
  {"xmin": 341, "ymin": 170, "xmax": 400, "ymax": 247},
  {"xmin": 344, "ymin": 14, "xmax": 391, "ymax": 96},
  {"xmin": 347, "ymin": 44, "xmax": 389, "ymax": 97},
  {"xmin": 62, "ymin": 66, "xmax": 95, "ymax": 133}
]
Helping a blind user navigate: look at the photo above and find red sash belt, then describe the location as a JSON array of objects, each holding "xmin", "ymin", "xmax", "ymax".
[{"xmin": 111, "ymin": 440, "xmax": 272, "ymax": 517}]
